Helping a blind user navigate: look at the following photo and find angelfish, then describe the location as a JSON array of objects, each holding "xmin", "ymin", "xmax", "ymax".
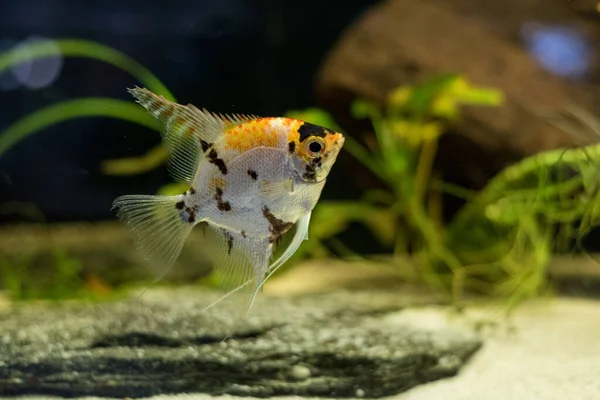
[{"xmin": 112, "ymin": 87, "xmax": 345, "ymax": 316}]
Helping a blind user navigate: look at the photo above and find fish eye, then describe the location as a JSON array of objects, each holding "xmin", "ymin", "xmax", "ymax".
[
  {"xmin": 309, "ymin": 142, "xmax": 322, "ymax": 153},
  {"xmin": 305, "ymin": 137, "xmax": 325, "ymax": 157}
]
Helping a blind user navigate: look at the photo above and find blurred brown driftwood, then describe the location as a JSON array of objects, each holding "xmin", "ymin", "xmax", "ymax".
[{"xmin": 316, "ymin": 0, "xmax": 600, "ymax": 190}]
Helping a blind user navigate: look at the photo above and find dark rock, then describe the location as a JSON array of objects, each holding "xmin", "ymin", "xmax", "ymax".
[
  {"xmin": 0, "ymin": 287, "xmax": 481, "ymax": 398},
  {"xmin": 315, "ymin": 0, "xmax": 600, "ymax": 191}
]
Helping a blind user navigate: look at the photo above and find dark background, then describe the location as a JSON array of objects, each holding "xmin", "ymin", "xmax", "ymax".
[{"xmin": 0, "ymin": 0, "xmax": 377, "ymax": 223}]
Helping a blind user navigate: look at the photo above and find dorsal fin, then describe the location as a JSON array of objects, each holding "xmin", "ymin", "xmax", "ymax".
[
  {"xmin": 128, "ymin": 87, "xmax": 259, "ymax": 184},
  {"xmin": 230, "ymin": 112, "xmax": 260, "ymax": 122},
  {"xmin": 183, "ymin": 103, "xmax": 258, "ymax": 127}
]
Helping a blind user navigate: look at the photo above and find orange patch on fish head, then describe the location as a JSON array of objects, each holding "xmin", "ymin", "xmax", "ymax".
[
  {"xmin": 223, "ymin": 118, "xmax": 280, "ymax": 153},
  {"xmin": 285, "ymin": 119, "xmax": 304, "ymax": 155}
]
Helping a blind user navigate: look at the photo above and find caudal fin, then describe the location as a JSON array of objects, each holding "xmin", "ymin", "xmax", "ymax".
[{"xmin": 112, "ymin": 194, "xmax": 194, "ymax": 281}]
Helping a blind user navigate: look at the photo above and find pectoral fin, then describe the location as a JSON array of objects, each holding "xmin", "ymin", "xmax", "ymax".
[
  {"xmin": 261, "ymin": 178, "xmax": 294, "ymax": 200},
  {"xmin": 200, "ymin": 212, "xmax": 312, "ymax": 328}
]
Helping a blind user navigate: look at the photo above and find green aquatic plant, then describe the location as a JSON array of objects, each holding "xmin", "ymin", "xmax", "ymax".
[
  {"xmin": 0, "ymin": 247, "xmax": 97, "ymax": 300},
  {"xmin": 289, "ymin": 76, "xmax": 600, "ymax": 310},
  {"xmin": 445, "ymin": 142, "xmax": 600, "ymax": 306},
  {"xmin": 0, "ymin": 38, "xmax": 172, "ymax": 159},
  {"xmin": 0, "ymin": 252, "xmax": 34, "ymax": 300},
  {"xmin": 286, "ymin": 76, "xmax": 502, "ymax": 296}
]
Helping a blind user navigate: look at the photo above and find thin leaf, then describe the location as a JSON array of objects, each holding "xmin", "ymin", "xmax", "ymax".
[
  {"xmin": 0, "ymin": 98, "xmax": 159, "ymax": 156},
  {"xmin": 102, "ymin": 145, "xmax": 168, "ymax": 176},
  {"xmin": 0, "ymin": 39, "xmax": 175, "ymax": 101}
]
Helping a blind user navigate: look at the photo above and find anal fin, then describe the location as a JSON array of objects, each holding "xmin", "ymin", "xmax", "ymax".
[
  {"xmin": 199, "ymin": 212, "xmax": 313, "ymax": 323},
  {"xmin": 198, "ymin": 223, "xmax": 272, "ymax": 321}
]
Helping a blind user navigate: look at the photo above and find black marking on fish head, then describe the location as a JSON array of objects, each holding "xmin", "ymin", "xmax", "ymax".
[
  {"xmin": 288, "ymin": 141, "xmax": 296, "ymax": 153},
  {"xmin": 298, "ymin": 122, "xmax": 329, "ymax": 142},
  {"xmin": 247, "ymin": 169, "xmax": 258, "ymax": 180},
  {"xmin": 302, "ymin": 164, "xmax": 317, "ymax": 182}
]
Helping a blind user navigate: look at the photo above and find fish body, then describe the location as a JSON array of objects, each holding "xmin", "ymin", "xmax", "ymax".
[{"xmin": 112, "ymin": 87, "xmax": 344, "ymax": 316}]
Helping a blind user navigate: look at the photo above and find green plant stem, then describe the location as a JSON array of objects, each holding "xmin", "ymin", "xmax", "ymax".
[
  {"xmin": 102, "ymin": 145, "xmax": 169, "ymax": 175},
  {"xmin": 405, "ymin": 194, "xmax": 465, "ymax": 304},
  {"xmin": 414, "ymin": 137, "xmax": 438, "ymax": 202},
  {"xmin": 429, "ymin": 179, "xmax": 476, "ymax": 200},
  {"xmin": 342, "ymin": 135, "xmax": 389, "ymax": 182}
]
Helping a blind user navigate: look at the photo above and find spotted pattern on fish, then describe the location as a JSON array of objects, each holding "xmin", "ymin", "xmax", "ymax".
[
  {"xmin": 175, "ymin": 200, "xmax": 198, "ymax": 223},
  {"xmin": 247, "ymin": 169, "xmax": 258, "ymax": 180},
  {"xmin": 288, "ymin": 141, "xmax": 295, "ymax": 153},
  {"xmin": 226, "ymin": 232, "xmax": 234, "ymax": 255},
  {"xmin": 209, "ymin": 177, "xmax": 227, "ymax": 191},
  {"xmin": 130, "ymin": 88, "xmax": 201, "ymax": 141},
  {"xmin": 171, "ymin": 115, "xmax": 198, "ymax": 138},
  {"xmin": 214, "ymin": 187, "xmax": 232, "ymax": 211},
  {"xmin": 137, "ymin": 91, "xmax": 173, "ymax": 118},
  {"xmin": 262, "ymin": 206, "xmax": 294, "ymax": 244},
  {"xmin": 207, "ymin": 148, "xmax": 228, "ymax": 174},
  {"xmin": 200, "ymin": 140, "xmax": 213, "ymax": 153},
  {"xmin": 303, "ymin": 164, "xmax": 317, "ymax": 181}
]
